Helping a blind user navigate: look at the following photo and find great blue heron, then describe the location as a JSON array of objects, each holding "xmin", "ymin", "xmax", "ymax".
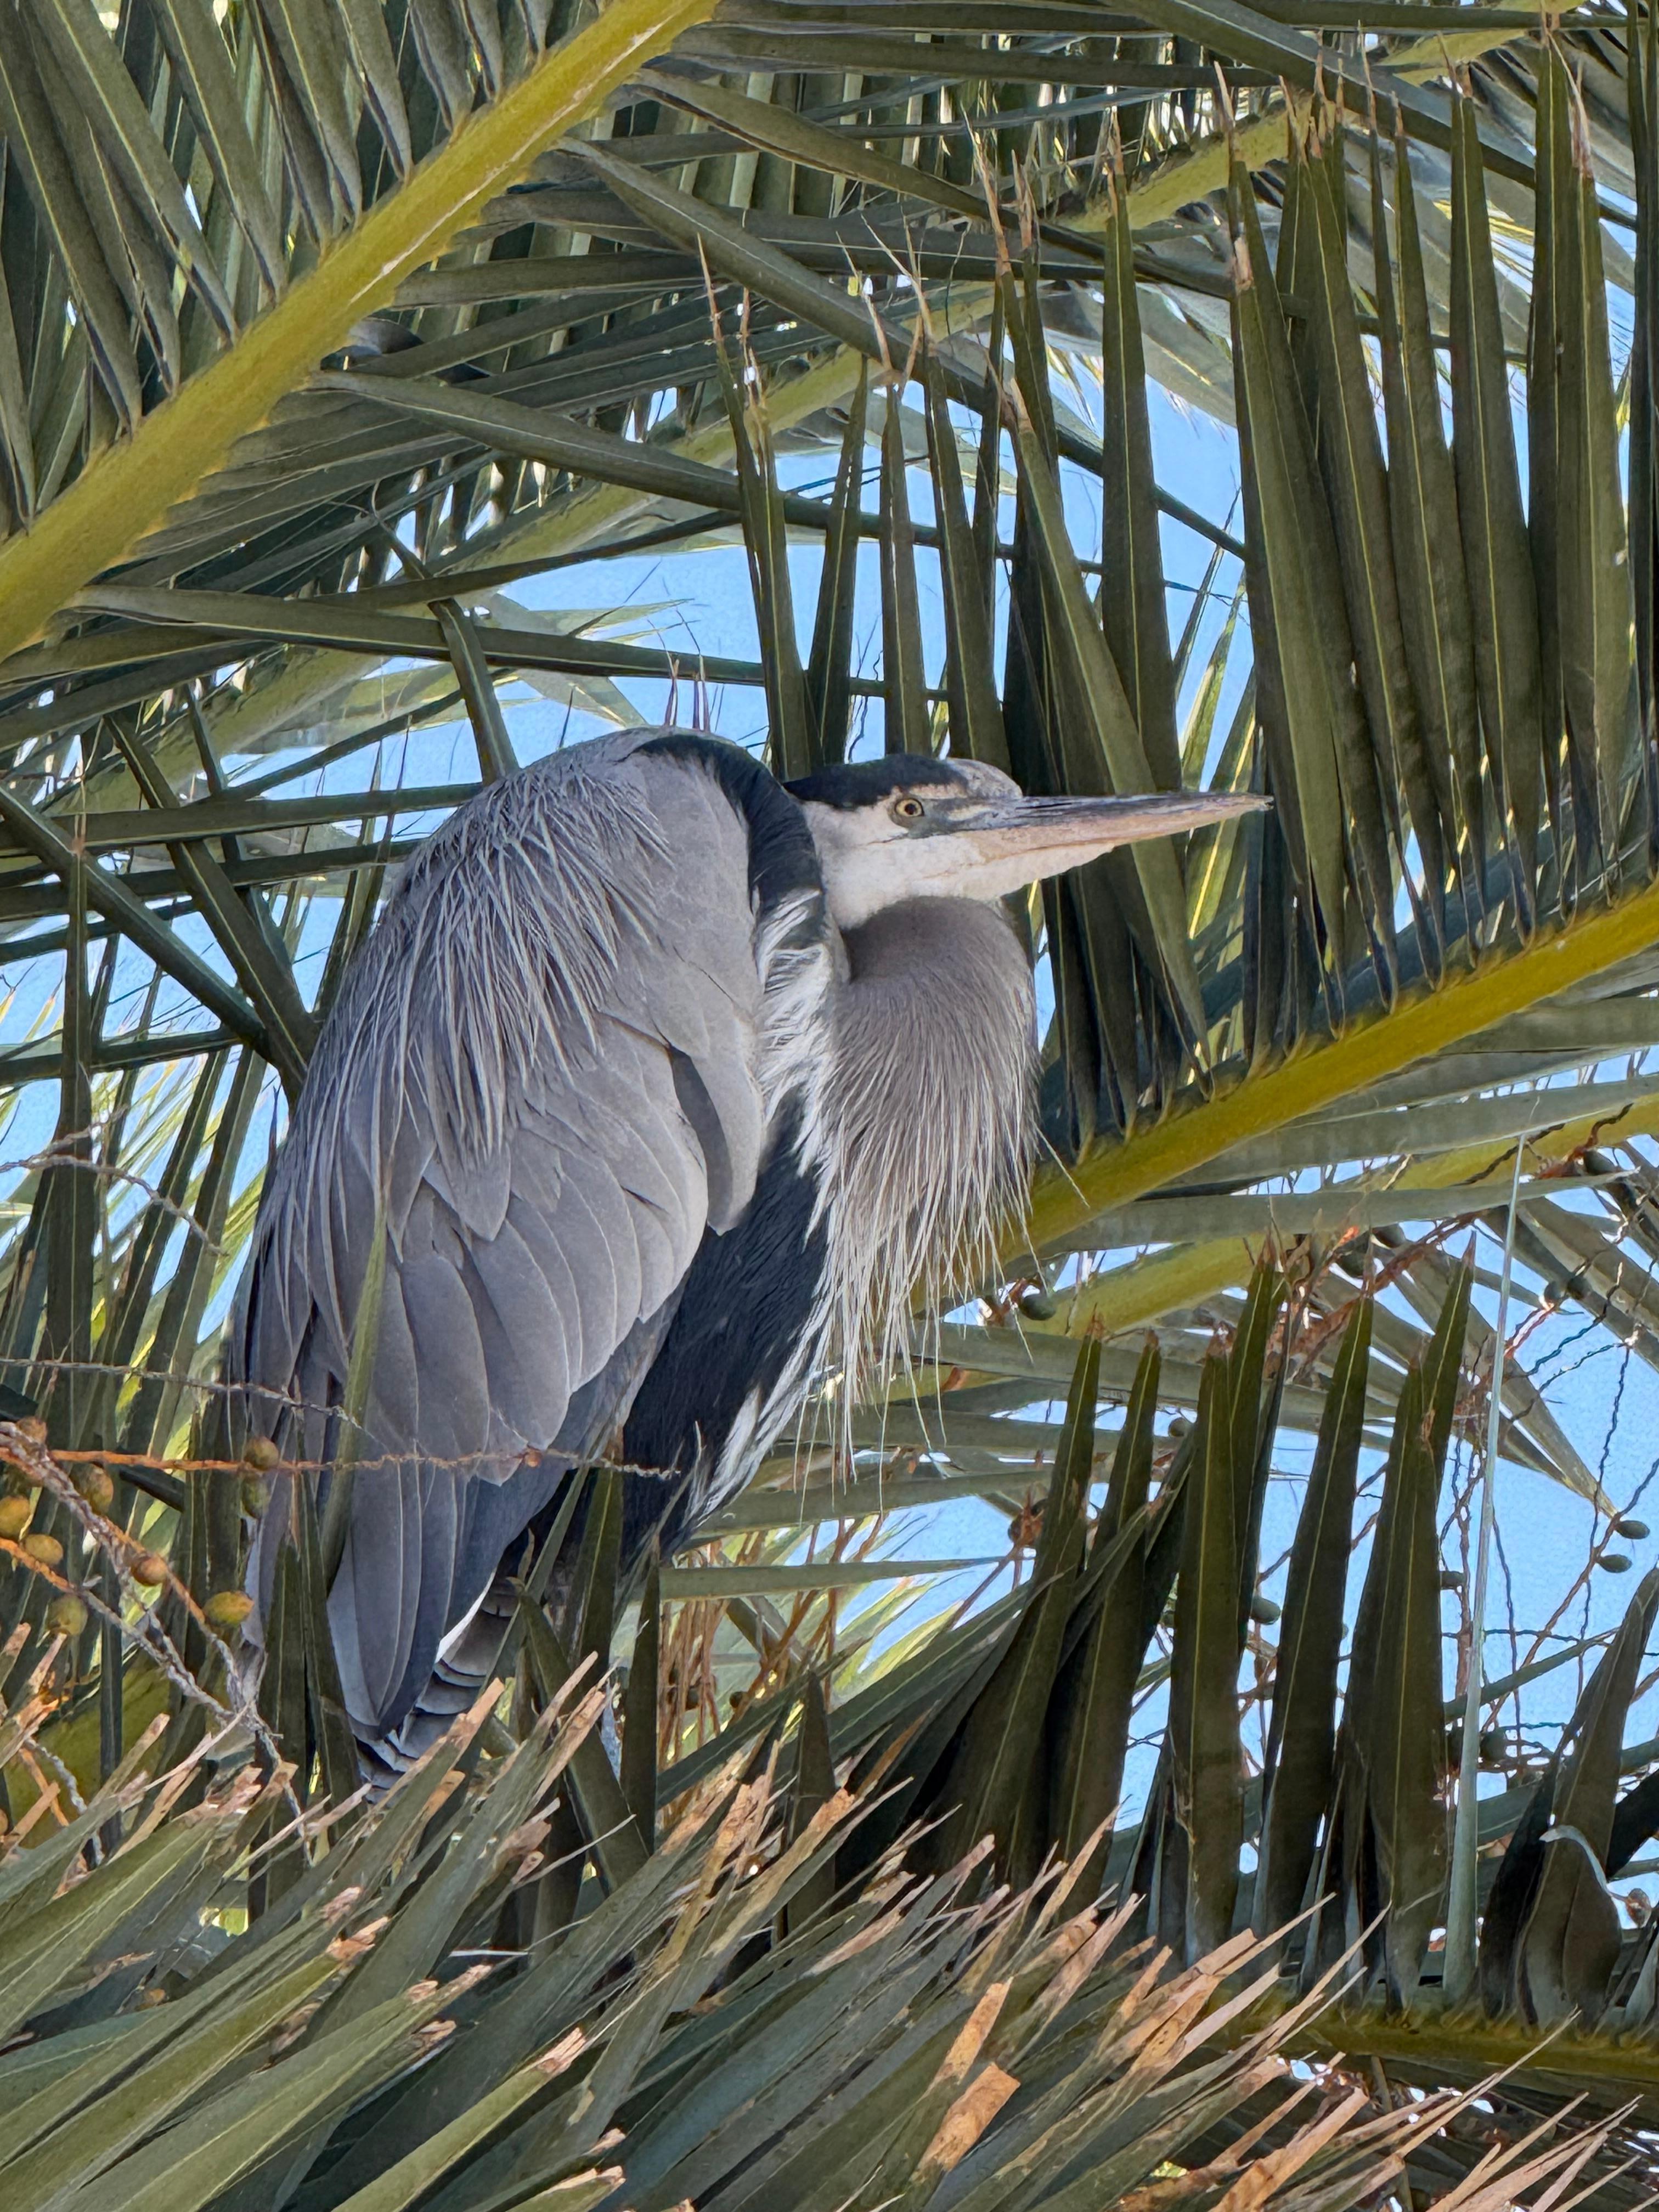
[{"xmin": 229, "ymin": 730, "xmax": 1259, "ymax": 1771}]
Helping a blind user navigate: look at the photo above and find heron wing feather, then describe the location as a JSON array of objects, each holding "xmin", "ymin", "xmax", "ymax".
[
  {"xmin": 462, "ymin": 1214, "xmax": 573, "ymax": 1440},
  {"xmin": 396, "ymin": 1234, "xmax": 493, "ymax": 1460},
  {"xmin": 232, "ymin": 733, "xmax": 789, "ymax": 1739}
]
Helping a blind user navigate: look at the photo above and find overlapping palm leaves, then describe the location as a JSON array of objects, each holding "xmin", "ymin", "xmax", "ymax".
[
  {"xmin": 0, "ymin": 0, "xmax": 1655, "ymax": 1335},
  {"xmin": 0, "ymin": 0, "xmax": 1656, "ymax": 2200},
  {"xmin": 0, "ymin": 1635, "xmax": 1610, "ymax": 2212},
  {"xmin": 0, "ymin": 1290, "xmax": 1652, "ymax": 2206}
]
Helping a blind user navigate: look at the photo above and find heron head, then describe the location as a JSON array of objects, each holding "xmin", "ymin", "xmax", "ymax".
[{"xmin": 787, "ymin": 754, "xmax": 1267, "ymax": 932}]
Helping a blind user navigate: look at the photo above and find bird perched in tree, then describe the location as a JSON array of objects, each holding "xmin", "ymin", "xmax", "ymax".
[{"xmin": 228, "ymin": 731, "xmax": 1258, "ymax": 1773}]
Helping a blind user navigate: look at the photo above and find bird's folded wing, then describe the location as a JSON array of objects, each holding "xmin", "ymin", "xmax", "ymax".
[{"xmin": 229, "ymin": 734, "xmax": 800, "ymax": 1732}]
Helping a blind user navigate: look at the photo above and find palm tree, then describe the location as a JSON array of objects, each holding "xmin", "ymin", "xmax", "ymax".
[{"xmin": 0, "ymin": 0, "xmax": 1657, "ymax": 2199}]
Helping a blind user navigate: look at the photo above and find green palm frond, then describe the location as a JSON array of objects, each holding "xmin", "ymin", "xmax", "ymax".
[
  {"xmin": 0, "ymin": 4, "xmax": 1649, "ymax": 1344},
  {"xmin": 0, "ymin": 1640, "xmax": 1612, "ymax": 2212},
  {"xmin": 1, "ymin": 1, "xmax": 1659, "ymax": 2197}
]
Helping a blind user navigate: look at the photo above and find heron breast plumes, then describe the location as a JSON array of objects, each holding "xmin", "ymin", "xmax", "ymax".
[{"xmin": 812, "ymin": 894, "xmax": 1037, "ymax": 1407}]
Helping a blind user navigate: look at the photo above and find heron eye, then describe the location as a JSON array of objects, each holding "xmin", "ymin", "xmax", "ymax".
[{"xmin": 893, "ymin": 795, "xmax": 925, "ymax": 822}]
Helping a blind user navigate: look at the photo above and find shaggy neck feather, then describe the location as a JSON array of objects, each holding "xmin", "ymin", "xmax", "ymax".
[{"xmin": 815, "ymin": 897, "xmax": 1036, "ymax": 1401}]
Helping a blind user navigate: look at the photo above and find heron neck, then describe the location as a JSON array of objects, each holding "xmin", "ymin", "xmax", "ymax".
[{"xmin": 817, "ymin": 896, "xmax": 1036, "ymax": 1389}]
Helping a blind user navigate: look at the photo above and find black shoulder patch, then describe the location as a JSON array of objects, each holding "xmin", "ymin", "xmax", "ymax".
[
  {"xmin": 621, "ymin": 1105, "xmax": 826, "ymax": 1556},
  {"xmin": 785, "ymin": 753, "xmax": 961, "ymax": 810}
]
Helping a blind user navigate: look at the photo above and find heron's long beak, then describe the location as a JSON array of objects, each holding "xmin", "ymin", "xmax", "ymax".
[{"xmin": 955, "ymin": 789, "xmax": 1269, "ymax": 896}]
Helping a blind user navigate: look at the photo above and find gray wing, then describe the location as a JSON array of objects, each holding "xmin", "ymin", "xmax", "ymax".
[{"xmin": 228, "ymin": 732, "xmax": 801, "ymax": 1739}]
